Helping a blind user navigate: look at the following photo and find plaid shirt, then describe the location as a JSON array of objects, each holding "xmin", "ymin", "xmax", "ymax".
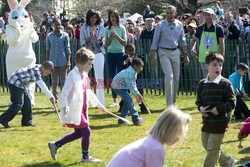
[{"xmin": 8, "ymin": 65, "xmax": 42, "ymax": 89}]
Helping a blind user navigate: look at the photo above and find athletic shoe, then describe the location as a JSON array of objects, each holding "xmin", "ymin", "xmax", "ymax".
[
  {"xmin": 22, "ymin": 123, "xmax": 36, "ymax": 127},
  {"xmin": 48, "ymin": 142, "xmax": 58, "ymax": 160},
  {"xmin": 81, "ymin": 156, "xmax": 101, "ymax": 163},
  {"xmin": 0, "ymin": 119, "xmax": 10, "ymax": 128},
  {"xmin": 109, "ymin": 102, "xmax": 119, "ymax": 108},
  {"xmin": 133, "ymin": 118, "xmax": 145, "ymax": 126}
]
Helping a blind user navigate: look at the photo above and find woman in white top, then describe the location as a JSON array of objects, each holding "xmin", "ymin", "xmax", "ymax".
[{"xmin": 80, "ymin": 9, "xmax": 105, "ymax": 106}]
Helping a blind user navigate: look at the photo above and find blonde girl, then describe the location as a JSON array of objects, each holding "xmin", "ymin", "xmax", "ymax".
[{"xmin": 107, "ymin": 106, "xmax": 191, "ymax": 167}]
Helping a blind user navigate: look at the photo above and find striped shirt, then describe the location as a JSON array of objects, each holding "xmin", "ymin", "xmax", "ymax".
[
  {"xmin": 8, "ymin": 65, "xmax": 42, "ymax": 89},
  {"xmin": 196, "ymin": 77, "xmax": 236, "ymax": 133}
]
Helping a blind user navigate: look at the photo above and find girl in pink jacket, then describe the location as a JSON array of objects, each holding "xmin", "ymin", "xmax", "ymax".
[{"xmin": 238, "ymin": 117, "xmax": 250, "ymax": 140}]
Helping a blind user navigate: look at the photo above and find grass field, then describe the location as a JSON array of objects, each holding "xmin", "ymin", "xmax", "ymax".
[{"xmin": 0, "ymin": 92, "xmax": 249, "ymax": 167}]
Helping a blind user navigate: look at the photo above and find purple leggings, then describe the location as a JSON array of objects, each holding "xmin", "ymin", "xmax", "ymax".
[{"xmin": 58, "ymin": 126, "xmax": 91, "ymax": 151}]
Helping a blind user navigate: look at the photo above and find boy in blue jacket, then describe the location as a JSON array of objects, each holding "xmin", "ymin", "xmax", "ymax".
[
  {"xmin": 112, "ymin": 57, "xmax": 145, "ymax": 125},
  {"xmin": 229, "ymin": 63, "xmax": 250, "ymax": 120}
]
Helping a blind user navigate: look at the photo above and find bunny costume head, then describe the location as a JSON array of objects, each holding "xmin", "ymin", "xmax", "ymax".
[{"xmin": 7, "ymin": 0, "xmax": 32, "ymax": 29}]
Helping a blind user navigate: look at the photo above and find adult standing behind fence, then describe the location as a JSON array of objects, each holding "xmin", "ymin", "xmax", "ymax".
[
  {"xmin": 151, "ymin": 5, "xmax": 189, "ymax": 107},
  {"xmin": 46, "ymin": 18, "xmax": 71, "ymax": 105},
  {"xmin": 191, "ymin": 8, "xmax": 225, "ymax": 77},
  {"xmin": 80, "ymin": 9, "xmax": 105, "ymax": 106},
  {"xmin": 105, "ymin": 9, "xmax": 127, "ymax": 108}
]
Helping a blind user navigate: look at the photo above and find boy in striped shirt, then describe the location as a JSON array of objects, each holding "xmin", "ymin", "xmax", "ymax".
[
  {"xmin": 196, "ymin": 52, "xmax": 237, "ymax": 167},
  {"xmin": 0, "ymin": 61, "xmax": 56, "ymax": 128}
]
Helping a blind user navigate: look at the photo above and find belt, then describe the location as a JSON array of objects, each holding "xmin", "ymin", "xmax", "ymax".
[{"xmin": 160, "ymin": 47, "xmax": 178, "ymax": 51}]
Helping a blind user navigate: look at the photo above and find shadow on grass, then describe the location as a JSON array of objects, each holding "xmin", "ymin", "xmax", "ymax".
[
  {"xmin": 149, "ymin": 109, "xmax": 166, "ymax": 114},
  {"xmin": 90, "ymin": 113, "xmax": 115, "ymax": 119},
  {"xmin": 0, "ymin": 105, "xmax": 8, "ymax": 108},
  {"xmin": 64, "ymin": 162, "xmax": 83, "ymax": 166},
  {"xmin": 9, "ymin": 110, "xmax": 55, "ymax": 117},
  {"xmin": 237, "ymin": 156, "xmax": 250, "ymax": 165},
  {"xmin": 33, "ymin": 107, "xmax": 54, "ymax": 111},
  {"xmin": 22, "ymin": 161, "xmax": 64, "ymax": 167},
  {"xmin": 239, "ymin": 146, "xmax": 250, "ymax": 154},
  {"xmin": 91, "ymin": 123, "xmax": 120, "ymax": 130},
  {"xmin": 33, "ymin": 111, "xmax": 56, "ymax": 116},
  {"xmin": 230, "ymin": 119, "xmax": 245, "ymax": 124},
  {"xmin": 180, "ymin": 106, "xmax": 197, "ymax": 111},
  {"xmin": 0, "ymin": 127, "xmax": 36, "ymax": 132},
  {"xmin": 222, "ymin": 139, "xmax": 239, "ymax": 144},
  {"xmin": 0, "ymin": 107, "xmax": 54, "ymax": 115},
  {"xmin": 189, "ymin": 111, "xmax": 200, "ymax": 115}
]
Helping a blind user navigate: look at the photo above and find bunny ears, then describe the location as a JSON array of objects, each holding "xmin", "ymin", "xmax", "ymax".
[{"xmin": 8, "ymin": 0, "xmax": 31, "ymax": 9}]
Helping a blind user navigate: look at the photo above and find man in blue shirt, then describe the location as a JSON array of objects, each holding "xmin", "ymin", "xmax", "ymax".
[
  {"xmin": 151, "ymin": 5, "xmax": 189, "ymax": 107},
  {"xmin": 229, "ymin": 63, "xmax": 250, "ymax": 119},
  {"xmin": 46, "ymin": 18, "xmax": 71, "ymax": 104}
]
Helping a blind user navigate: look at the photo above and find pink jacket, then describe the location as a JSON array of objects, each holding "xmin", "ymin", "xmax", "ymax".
[
  {"xmin": 241, "ymin": 117, "xmax": 250, "ymax": 136},
  {"xmin": 107, "ymin": 136, "xmax": 165, "ymax": 167}
]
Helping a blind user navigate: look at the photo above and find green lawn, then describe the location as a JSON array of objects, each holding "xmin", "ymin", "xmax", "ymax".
[{"xmin": 0, "ymin": 92, "xmax": 249, "ymax": 167}]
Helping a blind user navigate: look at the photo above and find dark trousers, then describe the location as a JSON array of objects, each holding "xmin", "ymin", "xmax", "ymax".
[
  {"xmin": 0, "ymin": 84, "xmax": 32, "ymax": 125},
  {"xmin": 51, "ymin": 67, "xmax": 67, "ymax": 101},
  {"xmin": 106, "ymin": 52, "xmax": 123, "ymax": 99},
  {"xmin": 234, "ymin": 95, "xmax": 250, "ymax": 119}
]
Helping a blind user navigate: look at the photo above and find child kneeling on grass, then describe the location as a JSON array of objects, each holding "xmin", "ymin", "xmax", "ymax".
[
  {"xmin": 107, "ymin": 106, "xmax": 191, "ymax": 167},
  {"xmin": 48, "ymin": 47, "xmax": 108, "ymax": 163},
  {"xmin": 112, "ymin": 57, "xmax": 145, "ymax": 125},
  {"xmin": 228, "ymin": 63, "xmax": 250, "ymax": 120},
  {"xmin": 196, "ymin": 52, "xmax": 237, "ymax": 167},
  {"xmin": 0, "ymin": 61, "xmax": 55, "ymax": 128},
  {"xmin": 117, "ymin": 43, "xmax": 150, "ymax": 114}
]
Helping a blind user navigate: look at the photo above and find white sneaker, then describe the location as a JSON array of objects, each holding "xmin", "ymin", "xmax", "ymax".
[
  {"xmin": 230, "ymin": 159, "xmax": 237, "ymax": 167},
  {"xmin": 109, "ymin": 102, "xmax": 119, "ymax": 108},
  {"xmin": 81, "ymin": 156, "xmax": 101, "ymax": 163},
  {"xmin": 48, "ymin": 142, "xmax": 57, "ymax": 160}
]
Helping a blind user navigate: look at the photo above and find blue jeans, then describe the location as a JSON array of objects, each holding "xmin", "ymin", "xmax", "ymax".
[
  {"xmin": 106, "ymin": 52, "xmax": 124, "ymax": 98},
  {"xmin": 0, "ymin": 84, "xmax": 32, "ymax": 125},
  {"xmin": 113, "ymin": 89, "xmax": 139, "ymax": 123}
]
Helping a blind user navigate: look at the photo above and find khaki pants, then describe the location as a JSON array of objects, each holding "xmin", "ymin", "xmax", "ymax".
[
  {"xmin": 158, "ymin": 48, "xmax": 180, "ymax": 107},
  {"xmin": 202, "ymin": 132, "xmax": 234, "ymax": 167}
]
